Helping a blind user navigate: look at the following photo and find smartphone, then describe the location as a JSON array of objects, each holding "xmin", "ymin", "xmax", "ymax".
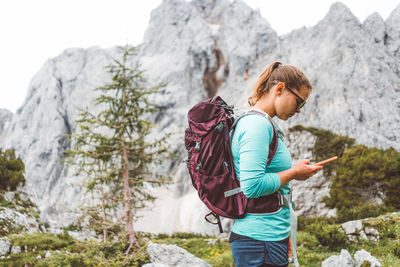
[{"xmin": 313, "ymin": 156, "xmax": 338, "ymax": 166}]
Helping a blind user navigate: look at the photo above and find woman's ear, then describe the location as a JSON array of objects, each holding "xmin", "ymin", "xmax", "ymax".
[{"xmin": 274, "ymin": 82, "xmax": 285, "ymax": 96}]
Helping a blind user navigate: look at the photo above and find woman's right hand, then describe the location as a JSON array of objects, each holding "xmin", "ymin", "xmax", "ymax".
[{"xmin": 291, "ymin": 159, "xmax": 323, "ymax": 181}]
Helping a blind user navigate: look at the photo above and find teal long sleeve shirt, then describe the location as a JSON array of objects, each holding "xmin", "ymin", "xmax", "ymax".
[{"xmin": 230, "ymin": 112, "xmax": 292, "ymax": 241}]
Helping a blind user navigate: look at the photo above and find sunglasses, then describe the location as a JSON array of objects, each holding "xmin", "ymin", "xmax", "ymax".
[{"xmin": 271, "ymin": 81, "xmax": 306, "ymax": 110}]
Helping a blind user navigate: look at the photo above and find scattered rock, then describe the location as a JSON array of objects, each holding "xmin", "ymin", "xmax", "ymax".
[
  {"xmin": 354, "ymin": 249, "xmax": 382, "ymax": 267},
  {"xmin": 341, "ymin": 219, "xmax": 381, "ymax": 242},
  {"xmin": 0, "ymin": 238, "xmax": 11, "ymax": 256},
  {"xmin": 347, "ymin": 235, "xmax": 357, "ymax": 242},
  {"xmin": 322, "ymin": 249, "xmax": 382, "ymax": 267},
  {"xmin": 365, "ymin": 227, "xmax": 379, "ymax": 236},
  {"xmin": 342, "ymin": 220, "xmax": 363, "ymax": 235},
  {"xmin": 146, "ymin": 242, "xmax": 211, "ymax": 267},
  {"xmin": 205, "ymin": 238, "xmax": 217, "ymax": 245},
  {"xmin": 322, "ymin": 249, "xmax": 354, "ymax": 267},
  {"xmin": 10, "ymin": 246, "xmax": 21, "ymax": 254},
  {"xmin": 359, "ymin": 230, "xmax": 368, "ymax": 240},
  {"xmin": 45, "ymin": 250, "xmax": 52, "ymax": 258}
]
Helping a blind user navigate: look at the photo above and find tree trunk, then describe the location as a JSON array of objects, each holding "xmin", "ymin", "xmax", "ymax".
[
  {"xmin": 121, "ymin": 131, "xmax": 138, "ymax": 253},
  {"xmin": 100, "ymin": 184, "xmax": 108, "ymax": 243},
  {"xmin": 120, "ymin": 85, "xmax": 138, "ymax": 253}
]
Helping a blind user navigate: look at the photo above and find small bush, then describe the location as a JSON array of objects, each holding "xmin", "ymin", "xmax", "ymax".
[
  {"xmin": 1, "ymin": 232, "xmax": 151, "ymax": 267},
  {"xmin": 289, "ymin": 125, "xmax": 354, "ymax": 176},
  {"xmin": 62, "ymin": 223, "xmax": 83, "ymax": 232},
  {"xmin": 360, "ymin": 261, "xmax": 371, "ymax": 267},
  {"xmin": 393, "ymin": 241, "xmax": 400, "ymax": 258},
  {"xmin": 323, "ymin": 144, "xmax": 400, "ymax": 222},
  {"xmin": 0, "ymin": 217, "xmax": 25, "ymax": 236},
  {"xmin": 335, "ymin": 203, "xmax": 392, "ymax": 223},
  {"xmin": 0, "ymin": 193, "xmax": 15, "ymax": 208},
  {"xmin": 297, "ymin": 231, "xmax": 319, "ymax": 249},
  {"xmin": 306, "ymin": 222, "xmax": 347, "ymax": 248},
  {"xmin": 298, "ymin": 216, "xmax": 336, "ymax": 231},
  {"xmin": 35, "ymin": 252, "xmax": 86, "ymax": 267},
  {"xmin": 0, "ymin": 148, "xmax": 25, "ymax": 191},
  {"xmin": 9, "ymin": 232, "xmax": 74, "ymax": 252}
]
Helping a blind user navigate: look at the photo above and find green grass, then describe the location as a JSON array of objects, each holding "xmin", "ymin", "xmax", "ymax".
[
  {"xmin": 1, "ymin": 213, "xmax": 400, "ymax": 266},
  {"xmin": 150, "ymin": 233, "xmax": 234, "ymax": 267},
  {"xmin": 293, "ymin": 212, "xmax": 400, "ymax": 266}
]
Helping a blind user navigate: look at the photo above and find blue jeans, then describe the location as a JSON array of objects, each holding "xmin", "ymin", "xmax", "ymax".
[{"xmin": 230, "ymin": 236, "xmax": 289, "ymax": 267}]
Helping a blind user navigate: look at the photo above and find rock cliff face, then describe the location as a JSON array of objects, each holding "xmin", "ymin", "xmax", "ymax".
[
  {"xmin": 1, "ymin": 0, "xmax": 399, "ymax": 234},
  {"xmin": 0, "ymin": 47, "xmax": 120, "ymax": 225},
  {"xmin": 0, "ymin": 109, "xmax": 12, "ymax": 138}
]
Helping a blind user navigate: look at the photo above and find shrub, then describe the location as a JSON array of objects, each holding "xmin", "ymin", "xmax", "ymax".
[
  {"xmin": 290, "ymin": 126, "xmax": 400, "ymax": 222},
  {"xmin": 360, "ymin": 261, "xmax": 371, "ymax": 267},
  {"xmin": 335, "ymin": 203, "xmax": 391, "ymax": 223},
  {"xmin": 289, "ymin": 125, "xmax": 354, "ymax": 176},
  {"xmin": 306, "ymin": 221, "xmax": 347, "ymax": 248},
  {"xmin": 324, "ymin": 145, "xmax": 400, "ymax": 221},
  {"xmin": 8, "ymin": 232, "xmax": 74, "ymax": 252},
  {"xmin": 298, "ymin": 216, "xmax": 336, "ymax": 231},
  {"xmin": 394, "ymin": 241, "xmax": 400, "ymax": 258},
  {"xmin": 2, "ymin": 232, "xmax": 151, "ymax": 267},
  {"xmin": 0, "ymin": 193, "xmax": 15, "ymax": 208},
  {"xmin": 0, "ymin": 148, "xmax": 25, "ymax": 191},
  {"xmin": 0, "ymin": 217, "xmax": 25, "ymax": 236}
]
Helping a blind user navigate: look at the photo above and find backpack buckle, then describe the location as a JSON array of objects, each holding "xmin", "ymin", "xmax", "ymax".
[
  {"xmin": 215, "ymin": 122, "xmax": 225, "ymax": 132},
  {"xmin": 195, "ymin": 141, "xmax": 201, "ymax": 151},
  {"xmin": 196, "ymin": 162, "xmax": 202, "ymax": 171},
  {"xmin": 224, "ymin": 161, "xmax": 229, "ymax": 172},
  {"xmin": 278, "ymin": 191, "xmax": 284, "ymax": 207}
]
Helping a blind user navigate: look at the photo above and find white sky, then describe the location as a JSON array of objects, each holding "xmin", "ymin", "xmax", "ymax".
[{"xmin": 0, "ymin": 0, "xmax": 399, "ymax": 113}]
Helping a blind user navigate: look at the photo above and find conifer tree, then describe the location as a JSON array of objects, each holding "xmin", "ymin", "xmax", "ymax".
[
  {"xmin": 66, "ymin": 115, "xmax": 115, "ymax": 243},
  {"xmin": 0, "ymin": 148, "xmax": 25, "ymax": 192},
  {"xmin": 67, "ymin": 45, "xmax": 170, "ymax": 252}
]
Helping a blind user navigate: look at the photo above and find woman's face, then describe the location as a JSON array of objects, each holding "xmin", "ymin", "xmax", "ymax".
[{"xmin": 275, "ymin": 85, "xmax": 310, "ymax": 120}]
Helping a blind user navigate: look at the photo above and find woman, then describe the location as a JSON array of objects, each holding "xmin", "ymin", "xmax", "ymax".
[{"xmin": 229, "ymin": 62, "xmax": 323, "ymax": 267}]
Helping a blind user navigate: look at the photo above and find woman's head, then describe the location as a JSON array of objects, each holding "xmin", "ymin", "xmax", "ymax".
[{"xmin": 248, "ymin": 62, "xmax": 312, "ymax": 120}]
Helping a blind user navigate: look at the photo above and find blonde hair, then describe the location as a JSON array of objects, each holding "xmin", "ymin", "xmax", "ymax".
[{"xmin": 248, "ymin": 62, "xmax": 312, "ymax": 106}]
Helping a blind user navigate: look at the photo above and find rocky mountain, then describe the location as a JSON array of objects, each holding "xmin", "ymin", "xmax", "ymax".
[
  {"xmin": 0, "ymin": 109, "xmax": 12, "ymax": 138},
  {"xmin": 0, "ymin": 0, "xmax": 399, "ymax": 235}
]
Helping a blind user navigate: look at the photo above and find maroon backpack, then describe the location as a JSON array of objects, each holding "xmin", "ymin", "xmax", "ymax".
[{"xmin": 184, "ymin": 96, "xmax": 280, "ymax": 233}]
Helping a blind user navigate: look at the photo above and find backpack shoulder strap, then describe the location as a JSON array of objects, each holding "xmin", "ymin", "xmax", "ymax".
[
  {"xmin": 265, "ymin": 115, "xmax": 278, "ymax": 166},
  {"xmin": 230, "ymin": 110, "xmax": 278, "ymax": 166}
]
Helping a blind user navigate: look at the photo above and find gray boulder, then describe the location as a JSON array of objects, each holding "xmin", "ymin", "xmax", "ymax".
[
  {"xmin": 342, "ymin": 220, "xmax": 363, "ymax": 235},
  {"xmin": 10, "ymin": 245, "xmax": 21, "ymax": 254},
  {"xmin": 146, "ymin": 241, "xmax": 211, "ymax": 267},
  {"xmin": 322, "ymin": 249, "xmax": 382, "ymax": 267},
  {"xmin": 322, "ymin": 249, "xmax": 354, "ymax": 267},
  {"xmin": 354, "ymin": 249, "xmax": 382, "ymax": 267},
  {"xmin": 0, "ymin": 238, "xmax": 11, "ymax": 256},
  {"xmin": 341, "ymin": 219, "xmax": 381, "ymax": 242}
]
